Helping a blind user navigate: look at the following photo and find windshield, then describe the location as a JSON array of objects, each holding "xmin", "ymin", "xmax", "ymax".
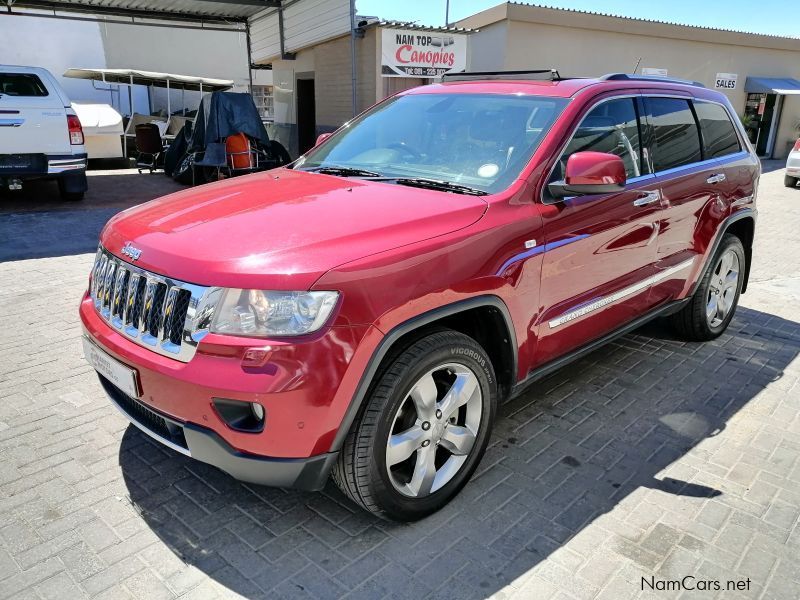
[{"xmin": 295, "ymin": 92, "xmax": 569, "ymax": 194}]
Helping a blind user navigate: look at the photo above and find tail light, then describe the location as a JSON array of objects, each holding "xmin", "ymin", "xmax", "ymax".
[
  {"xmin": 793, "ymin": 139, "xmax": 800, "ymax": 152},
  {"xmin": 67, "ymin": 114, "xmax": 84, "ymax": 145}
]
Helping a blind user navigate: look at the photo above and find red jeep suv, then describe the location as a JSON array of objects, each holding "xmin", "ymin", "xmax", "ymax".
[{"xmin": 80, "ymin": 71, "xmax": 758, "ymax": 521}]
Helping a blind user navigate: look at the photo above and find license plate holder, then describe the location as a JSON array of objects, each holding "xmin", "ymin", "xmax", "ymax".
[{"xmin": 82, "ymin": 336, "xmax": 140, "ymax": 399}]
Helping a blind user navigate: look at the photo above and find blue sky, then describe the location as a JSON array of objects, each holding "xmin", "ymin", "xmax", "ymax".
[{"xmin": 356, "ymin": 0, "xmax": 798, "ymax": 38}]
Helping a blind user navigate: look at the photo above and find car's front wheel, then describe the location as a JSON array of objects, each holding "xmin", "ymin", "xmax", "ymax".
[
  {"xmin": 785, "ymin": 174, "xmax": 798, "ymax": 188},
  {"xmin": 332, "ymin": 330, "xmax": 496, "ymax": 521}
]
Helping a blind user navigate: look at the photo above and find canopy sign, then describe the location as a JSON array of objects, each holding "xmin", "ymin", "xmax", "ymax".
[{"xmin": 381, "ymin": 28, "xmax": 467, "ymax": 78}]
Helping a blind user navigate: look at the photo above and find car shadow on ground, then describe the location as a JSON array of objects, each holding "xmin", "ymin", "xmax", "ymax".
[
  {"xmin": 0, "ymin": 170, "xmax": 183, "ymax": 262},
  {"xmin": 117, "ymin": 306, "xmax": 800, "ymax": 599}
]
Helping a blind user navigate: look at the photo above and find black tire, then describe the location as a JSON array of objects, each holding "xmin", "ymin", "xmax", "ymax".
[
  {"xmin": 58, "ymin": 173, "xmax": 87, "ymax": 201},
  {"xmin": 785, "ymin": 174, "xmax": 798, "ymax": 188},
  {"xmin": 671, "ymin": 234, "xmax": 746, "ymax": 341},
  {"xmin": 332, "ymin": 330, "xmax": 496, "ymax": 521}
]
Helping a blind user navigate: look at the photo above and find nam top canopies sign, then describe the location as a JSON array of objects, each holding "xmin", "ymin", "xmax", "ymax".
[{"xmin": 381, "ymin": 28, "xmax": 467, "ymax": 78}]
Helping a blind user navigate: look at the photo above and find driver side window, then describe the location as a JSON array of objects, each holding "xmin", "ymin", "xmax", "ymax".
[{"xmin": 552, "ymin": 97, "xmax": 648, "ymax": 182}]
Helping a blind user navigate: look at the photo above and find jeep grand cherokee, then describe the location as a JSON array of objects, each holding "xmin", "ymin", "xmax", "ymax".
[{"xmin": 80, "ymin": 71, "xmax": 758, "ymax": 521}]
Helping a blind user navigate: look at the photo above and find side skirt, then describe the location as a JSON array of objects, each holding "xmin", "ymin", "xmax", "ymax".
[{"xmin": 509, "ymin": 297, "xmax": 690, "ymax": 400}]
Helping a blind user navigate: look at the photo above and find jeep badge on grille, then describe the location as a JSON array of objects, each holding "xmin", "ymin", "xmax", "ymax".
[{"xmin": 121, "ymin": 242, "xmax": 142, "ymax": 261}]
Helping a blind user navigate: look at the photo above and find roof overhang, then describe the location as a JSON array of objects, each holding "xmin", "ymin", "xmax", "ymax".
[
  {"xmin": 745, "ymin": 77, "xmax": 800, "ymax": 95},
  {"xmin": 6, "ymin": 0, "xmax": 282, "ymax": 23},
  {"xmin": 63, "ymin": 68, "xmax": 234, "ymax": 91}
]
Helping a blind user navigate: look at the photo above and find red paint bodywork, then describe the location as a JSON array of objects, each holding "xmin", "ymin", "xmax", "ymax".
[
  {"xmin": 80, "ymin": 77, "xmax": 759, "ymax": 461},
  {"xmin": 565, "ymin": 151, "xmax": 626, "ymax": 186}
]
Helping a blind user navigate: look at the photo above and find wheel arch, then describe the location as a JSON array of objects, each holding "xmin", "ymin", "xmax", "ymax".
[
  {"xmin": 725, "ymin": 214, "xmax": 755, "ymax": 293},
  {"xmin": 690, "ymin": 208, "xmax": 755, "ymax": 297},
  {"xmin": 329, "ymin": 295, "xmax": 517, "ymax": 452}
]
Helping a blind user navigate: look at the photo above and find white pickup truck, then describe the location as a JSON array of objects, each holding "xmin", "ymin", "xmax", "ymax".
[{"xmin": 0, "ymin": 65, "xmax": 88, "ymax": 201}]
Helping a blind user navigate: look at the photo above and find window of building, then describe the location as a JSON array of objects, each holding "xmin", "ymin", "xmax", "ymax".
[
  {"xmin": 693, "ymin": 101, "xmax": 741, "ymax": 159},
  {"xmin": 251, "ymin": 85, "xmax": 274, "ymax": 122},
  {"xmin": 0, "ymin": 73, "xmax": 48, "ymax": 97},
  {"xmin": 645, "ymin": 97, "xmax": 703, "ymax": 172},
  {"xmin": 552, "ymin": 97, "xmax": 646, "ymax": 181}
]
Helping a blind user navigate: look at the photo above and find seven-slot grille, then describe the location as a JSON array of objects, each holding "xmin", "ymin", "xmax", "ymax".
[{"xmin": 89, "ymin": 246, "xmax": 211, "ymax": 362}]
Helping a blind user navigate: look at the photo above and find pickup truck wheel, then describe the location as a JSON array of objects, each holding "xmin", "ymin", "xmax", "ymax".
[
  {"xmin": 785, "ymin": 174, "xmax": 798, "ymax": 188},
  {"xmin": 671, "ymin": 234, "xmax": 745, "ymax": 341},
  {"xmin": 58, "ymin": 173, "xmax": 87, "ymax": 201},
  {"xmin": 332, "ymin": 330, "xmax": 496, "ymax": 521}
]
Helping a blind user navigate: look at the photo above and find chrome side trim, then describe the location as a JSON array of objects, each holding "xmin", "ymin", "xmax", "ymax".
[
  {"xmin": 548, "ymin": 257, "xmax": 695, "ymax": 328},
  {"xmin": 90, "ymin": 246, "xmax": 215, "ymax": 362},
  {"xmin": 497, "ymin": 234, "xmax": 590, "ymax": 276},
  {"xmin": 48, "ymin": 157, "xmax": 86, "ymax": 173},
  {"xmin": 0, "ymin": 118, "xmax": 24, "ymax": 127}
]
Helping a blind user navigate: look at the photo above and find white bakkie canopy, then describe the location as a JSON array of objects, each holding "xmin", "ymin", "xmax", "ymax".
[{"xmin": 63, "ymin": 68, "xmax": 234, "ymax": 92}]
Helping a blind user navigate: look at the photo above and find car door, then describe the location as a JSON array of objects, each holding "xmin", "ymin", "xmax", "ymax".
[
  {"xmin": 534, "ymin": 95, "xmax": 662, "ymax": 366},
  {"xmin": 642, "ymin": 95, "xmax": 731, "ymax": 303}
]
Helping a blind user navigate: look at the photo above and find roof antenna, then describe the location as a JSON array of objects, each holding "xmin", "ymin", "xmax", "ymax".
[{"xmin": 632, "ymin": 57, "xmax": 642, "ymax": 74}]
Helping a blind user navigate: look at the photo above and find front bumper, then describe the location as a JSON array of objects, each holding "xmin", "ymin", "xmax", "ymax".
[
  {"xmin": 80, "ymin": 291, "xmax": 378, "ymax": 485},
  {"xmin": 98, "ymin": 374, "xmax": 337, "ymax": 490}
]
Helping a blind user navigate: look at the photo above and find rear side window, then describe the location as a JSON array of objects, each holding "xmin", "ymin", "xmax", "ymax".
[
  {"xmin": 646, "ymin": 97, "xmax": 702, "ymax": 172},
  {"xmin": 0, "ymin": 73, "xmax": 49, "ymax": 97},
  {"xmin": 693, "ymin": 101, "xmax": 741, "ymax": 158},
  {"xmin": 553, "ymin": 97, "xmax": 647, "ymax": 180}
]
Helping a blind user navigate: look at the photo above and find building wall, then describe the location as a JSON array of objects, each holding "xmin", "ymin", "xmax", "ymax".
[
  {"xmin": 460, "ymin": 5, "xmax": 800, "ymax": 157},
  {"xmin": 269, "ymin": 29, "xmax": 379, "ymax": 157},
  {"xmin": 249, "ymin": 0, "xmax": 351, "ymax": 64},
  {"xmin": 0, "ymin": 12, "xmax": 250, "ymax": 116}
]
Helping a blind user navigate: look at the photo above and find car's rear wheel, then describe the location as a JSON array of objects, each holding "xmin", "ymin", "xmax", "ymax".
[
  {"xmin": 671, "ymin": 234, "xmax": 745, "ymax": 341},
  {"xmin": 785, "ymin": 174, "xmax": 798, "ymax": 188},
  {"xmin": 332, "ymin": 330, "xmax": 496, "ymax": 521},
  {"xmin": 58, "ymin": 173, "xmax": 87, "ymax": 201}
]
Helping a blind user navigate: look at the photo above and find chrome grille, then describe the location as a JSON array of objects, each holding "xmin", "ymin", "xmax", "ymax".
[{"xmin": 89, "ymin": 246, "xmax": 216, "ymax": 362}]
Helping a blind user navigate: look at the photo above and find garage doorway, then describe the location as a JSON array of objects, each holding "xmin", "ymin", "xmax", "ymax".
[
  {"xmin": 297, "ymin": 77, "xmax": 316, "ymax": 155},
  {"xmin": 745, "ymin": 93, "xmax": 781, "ymax": 157}
]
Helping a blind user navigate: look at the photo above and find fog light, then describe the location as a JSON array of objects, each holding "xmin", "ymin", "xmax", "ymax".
[{"xmin": 212, "ymin": 398, "xmax": 266, "ymax": 433}]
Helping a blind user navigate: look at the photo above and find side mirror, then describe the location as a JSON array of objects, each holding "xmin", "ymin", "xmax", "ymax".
[
  {"xmin": 548, "ymin": 151, "xmax": 626, "ymax": 199},
  {"xmin": 315, "ymin": 132, "xmax": 332, "ymax": 146}
]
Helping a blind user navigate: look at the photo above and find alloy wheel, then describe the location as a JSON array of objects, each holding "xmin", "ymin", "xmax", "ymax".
[
  {"xmin": 706, "ymin": 248, "xmax": 740, "ymax": 328},
  {"xmin": 385, "ymin": 362, "xmax": 482, "ymax": 498}
]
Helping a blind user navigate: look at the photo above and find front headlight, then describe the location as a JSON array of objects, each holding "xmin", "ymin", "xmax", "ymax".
[{"xmin": 210, "ymin": 290, "xmax": 339, "ymax": 337}]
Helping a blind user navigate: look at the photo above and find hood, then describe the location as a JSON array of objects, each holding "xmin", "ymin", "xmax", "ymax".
[{"xmin": 101, "ymin": 168, "xmax": 487, "ymax": 289}]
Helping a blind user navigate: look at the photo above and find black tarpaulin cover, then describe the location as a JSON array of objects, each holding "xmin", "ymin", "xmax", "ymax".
[{"xmin": 190, "ymin": 91, "xmax": 269, "ymax": 149}]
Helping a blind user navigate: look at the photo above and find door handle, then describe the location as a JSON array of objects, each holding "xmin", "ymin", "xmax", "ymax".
[
  {"xmin": 633, "ymin": 190, "xmax": 661, "ymax": 207},
  {"xmin": 707, "ymin": 173, "xmax": 726, "ymax": 184}
]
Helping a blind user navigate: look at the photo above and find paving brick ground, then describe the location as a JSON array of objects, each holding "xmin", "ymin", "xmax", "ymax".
[{"xmin": 0, "ymin": 164, "xmax": 798, "ymax": 600}]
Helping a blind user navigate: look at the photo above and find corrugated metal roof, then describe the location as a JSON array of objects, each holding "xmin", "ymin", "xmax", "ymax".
[
  {"xmin": 375, "ymin": 20, "xmax": 476, "ymax": 34},
  {"xmin": 509, "ymin": 2, "xmax": 800, "ymax": 41},
  {"xmin": 8, "ymin": 0, "xmax": 281, "ymax": 22}
]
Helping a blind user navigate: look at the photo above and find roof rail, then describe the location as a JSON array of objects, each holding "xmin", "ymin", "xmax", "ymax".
[
  {"xmin": 600, "ymin": 73, "xmax": 706, "ymax": 88},
  {"xmin": 442, "ymin": 69, "xmax": 562, "ymax": 82}
]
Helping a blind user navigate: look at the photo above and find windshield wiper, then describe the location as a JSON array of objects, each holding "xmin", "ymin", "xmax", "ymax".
[
  {"xmin": 392, "ymin": 178, "xmax": 488, "ymax": 196},
  {"xmin": 303, "ymin": 166, "xmax": 383, "ymax": 178}
]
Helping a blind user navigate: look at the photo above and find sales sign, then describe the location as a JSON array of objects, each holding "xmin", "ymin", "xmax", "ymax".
[
  {"xmin": 381, "ymin": 28, "xmax": 467, "ymax": 78},
  {"xmin": 714, "ymin": 73, "xmax": 738, "ymax": 90}
]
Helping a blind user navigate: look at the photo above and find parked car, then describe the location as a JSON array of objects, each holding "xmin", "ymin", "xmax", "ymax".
[
  {"xmin": 785, "ymin": 138, "xmax": 800, "ymax": 187},
  {"xmin": 0, "ymin": 65, "xmax": 87, "ymax": 200},
  {"xmin": 80, "ymin": 72, "xmax": 759, "ymax": 521}
]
